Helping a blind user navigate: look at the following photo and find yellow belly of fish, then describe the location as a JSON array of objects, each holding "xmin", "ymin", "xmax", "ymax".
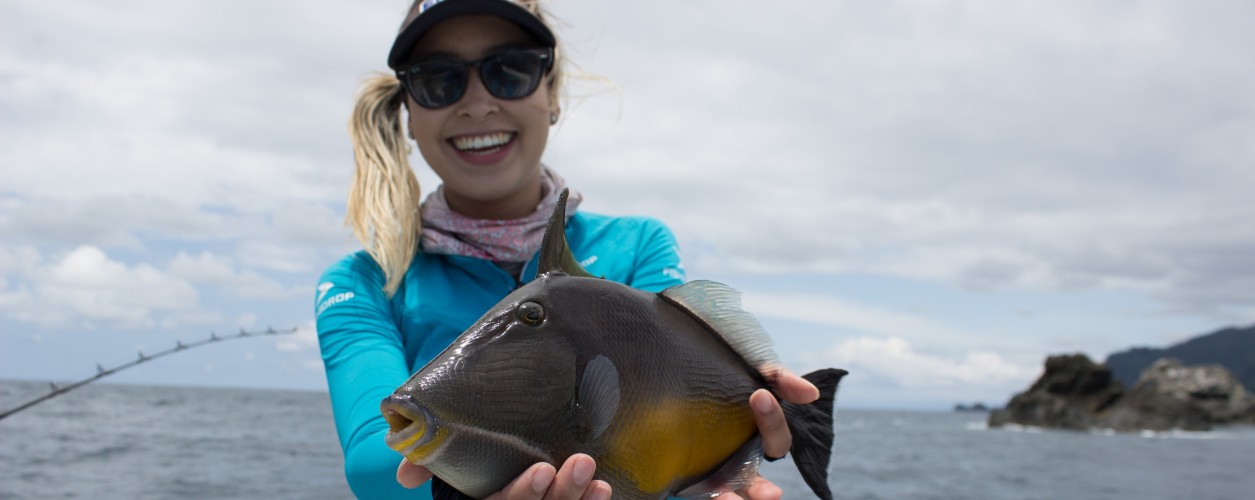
[{"xmin": 605, "ymin": 396, "xmax": 757, "ymax": 495}]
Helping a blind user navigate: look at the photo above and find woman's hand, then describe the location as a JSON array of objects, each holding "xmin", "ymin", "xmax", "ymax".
[
  {"xmin": 753, "ymin": 366, "xmax": 820, "ymax": 460},
  {"xmin": 716, "ymin": 366, "xmax": 820, "ymax": 500},
  {"xmin": 397, "ymin": 454, "xmax": 612, "ymax": 500}
]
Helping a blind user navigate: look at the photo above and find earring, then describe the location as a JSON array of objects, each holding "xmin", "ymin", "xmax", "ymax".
[{"xmin": 549, "ymin": 111, "xmax": 559, "ymax": 125}]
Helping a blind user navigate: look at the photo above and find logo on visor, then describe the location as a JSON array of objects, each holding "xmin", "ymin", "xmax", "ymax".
[{"xmin": 418, "ymin": 0, "xmax": 447, "ymax": 15}]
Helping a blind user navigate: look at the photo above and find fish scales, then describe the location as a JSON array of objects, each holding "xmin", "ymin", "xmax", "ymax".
[
  {"xmin": 381, "ymin": 189, "xmax": 845, "ymax": 499},
  {"xmin": 549, "ymin": 278, "xmax": 762, "ymax": 497}
]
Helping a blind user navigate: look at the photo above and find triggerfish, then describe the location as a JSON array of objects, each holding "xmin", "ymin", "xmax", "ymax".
[{"xmin": 380, "ymin": 189, "xmax": 848, "ymax": 499}]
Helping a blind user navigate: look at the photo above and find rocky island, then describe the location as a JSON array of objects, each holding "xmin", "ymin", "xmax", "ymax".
[{"xmin": 989, "ymin": 353, "xmax": 1255, "ymax": 432}]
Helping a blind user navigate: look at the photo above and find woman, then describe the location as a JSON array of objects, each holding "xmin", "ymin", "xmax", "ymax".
[{"xmin": 316, "ymin": 1, "xmax": 819, "ymax": 498}]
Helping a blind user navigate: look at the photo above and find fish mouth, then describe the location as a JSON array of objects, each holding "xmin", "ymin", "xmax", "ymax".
[{"xmin": 381, "ymin": 393, "xmax": 438, "ymax": 456}]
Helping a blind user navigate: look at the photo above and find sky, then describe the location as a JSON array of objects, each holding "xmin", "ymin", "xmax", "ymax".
[{"xmin": 2, "ymin": 0, "xmax": 1253, "ymax": 411}]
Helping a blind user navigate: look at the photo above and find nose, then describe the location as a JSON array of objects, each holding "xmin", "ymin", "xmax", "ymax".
[{"xmin": 456, "ymin": 70, "xmax": 499, "ymax": 120}]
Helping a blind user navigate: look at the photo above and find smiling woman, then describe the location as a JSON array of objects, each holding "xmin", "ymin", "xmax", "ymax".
[
  {"xmin": 4, "ymin": 0, "xmax": 1253, "ymax": 447},
  {"xmin": 315, "ymin": 1, "xmax": 820, "ymax": 499}
]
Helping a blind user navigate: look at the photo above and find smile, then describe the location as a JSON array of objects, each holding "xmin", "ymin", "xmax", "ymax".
[{"xmin": 450, "ymin": 132, "xmax": 515, "ymax": 155}]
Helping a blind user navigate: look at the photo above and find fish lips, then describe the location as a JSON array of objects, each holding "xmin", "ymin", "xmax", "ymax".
[{"xmin": 381, "ymin": 393, "xmax": 439, "ymax": 457}]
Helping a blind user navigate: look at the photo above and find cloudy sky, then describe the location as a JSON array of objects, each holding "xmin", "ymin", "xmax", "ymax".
[{"xmin": 2, "ymin": 0, "xmax": 1252, "ymax": 411}]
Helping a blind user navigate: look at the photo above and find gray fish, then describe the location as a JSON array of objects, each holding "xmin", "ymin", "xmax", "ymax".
[{"xmin": 381, "ymin": 189, "xmax": 846, "ymax": 499}]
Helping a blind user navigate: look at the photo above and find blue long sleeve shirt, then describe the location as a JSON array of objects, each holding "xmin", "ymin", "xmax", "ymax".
[{"xmin": 315, "ymin": 212, "xmax": 685, "ymax": 499}]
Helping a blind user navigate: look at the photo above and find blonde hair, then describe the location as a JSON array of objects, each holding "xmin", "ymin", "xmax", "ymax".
[{"xmin": 345, "ymin": 0, "xmax": 567, "ymax": 296}]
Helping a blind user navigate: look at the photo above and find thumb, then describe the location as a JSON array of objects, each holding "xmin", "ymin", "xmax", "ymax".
[{"xmin": 397, "ymin": 458, "xmax": 434, "ymax": 489}]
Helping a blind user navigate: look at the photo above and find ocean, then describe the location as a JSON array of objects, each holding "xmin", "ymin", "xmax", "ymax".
[{"xmin": 2, "ymin": 381, "xmax": 1253, "ymax": 499}]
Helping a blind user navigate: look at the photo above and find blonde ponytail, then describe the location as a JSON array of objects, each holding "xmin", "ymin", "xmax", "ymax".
[{"xmin": 346, "ymin": 74, "xmax": 420, "ymax": 297}]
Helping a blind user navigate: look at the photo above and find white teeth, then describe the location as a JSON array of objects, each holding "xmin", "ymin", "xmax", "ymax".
[{"xmin": 453, "ymin": 132, "xmax": 513, "ymax": 152}]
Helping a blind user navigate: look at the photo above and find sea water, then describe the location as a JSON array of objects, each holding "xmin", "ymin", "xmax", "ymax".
[{"xmin": 3, "ymin": 381, "xmax": 1253, "ymax": 499}]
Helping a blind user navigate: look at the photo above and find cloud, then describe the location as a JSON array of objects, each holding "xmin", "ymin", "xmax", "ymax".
[
  {"xmin": 0, "ymin": 1, "xmax": 367, "ymax": 289},
  {"xmin": 820, "ymin": 336, "xmax": 1036, "ymax": 390},
  {"xmin": 742, "ymin": 291, "xmax": 988, "ymax": 347},
  {"xmin": 551, "ymin": 0, "xmax": 1255, "ymax": 321},
  {"xmin": 168, "ymin": 251, "xmax": 305, "ymax": 300},
  {"xmin": 741, "ymin": 290, "xmax": 1039, "ymax": 400},
  {"xmin": 5, "ymin": 0, "xmax": 1250, "ymax": 323},
  {"xmin": 0, "ymin": 245, "xmax": 210, "ymax": 329}
]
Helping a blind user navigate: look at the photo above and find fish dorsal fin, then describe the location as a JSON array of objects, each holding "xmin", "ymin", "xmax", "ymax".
[
  {"xmin": 538, "ymin": 188, "xmax": 594, "ymax": 278},
  {"xmin": 660, "ymin": 280, "xmax": 780, "ymax": 370},
  {"xmin": 576, "ymin": 355, "xmax": 620, "ymax": 441}
]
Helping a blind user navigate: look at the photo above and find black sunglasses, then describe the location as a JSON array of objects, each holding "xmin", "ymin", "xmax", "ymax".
[{"xmin": 396, "ymin": 47, "xmax": 554, "ymax": 110}]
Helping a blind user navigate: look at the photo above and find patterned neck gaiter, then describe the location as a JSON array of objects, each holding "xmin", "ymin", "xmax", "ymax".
[{"xmin": 419, "ymin": 166, "xmax": 583, "ymax": 262}]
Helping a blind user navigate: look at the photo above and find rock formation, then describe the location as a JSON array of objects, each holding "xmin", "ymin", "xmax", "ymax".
[
  {"xmin": 989, "ymin": 355, "xmax": 1255, "ymax": 432},
  {"xmin": 1102, "ymin": 358, "xmax": 1255, "ymax": 431},
  {"xmin": 987, "ymin": 354, "xmax": 1122, "ymax": 430}
]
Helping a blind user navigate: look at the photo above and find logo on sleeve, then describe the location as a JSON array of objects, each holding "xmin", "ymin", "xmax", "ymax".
[
  {"xmin": 316, "ymin": 282, "xmax": 356, "ymax": 316},
  {"xmin": 317, "ymin": 282, "xmax": 334, "ymax": 303}
]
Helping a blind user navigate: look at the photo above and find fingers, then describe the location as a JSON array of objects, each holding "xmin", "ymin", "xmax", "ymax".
[
  {"xmin": 751, "ymin": 389, "xmax": 793, "ymax": 459},
  {"xmin": 714, "ymin": 476, "xmax": 782, "ymax": 500},
  {"xmin": 740, "ymin": 476, "xmax": 783, "ymax": 500},
  {"xmin": 485, "ymin": 461, "xmax": 557, "ymax": 500},
  {"xmin": 485, "ymin": 455, "xmax": 610, "ymax": 500},
  {"xmin": 543, "ymin": 454, "xmax": 610, "ymax": 500},
  {"xmin": 396, "ymin": 458, "xmax": 433, "ymax": 489},
  {"xmin": 760, "ymin": 365, "xmax": 818, "ymax": 404},
  {"xmin": 579, "ymin": 480, "xmax": 612, "ymax": 500}
]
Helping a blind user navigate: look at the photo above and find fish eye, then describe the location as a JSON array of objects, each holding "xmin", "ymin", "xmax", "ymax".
[{"xmin": 517, "ymin": 302, "xmax": 545, "ymax": 326}]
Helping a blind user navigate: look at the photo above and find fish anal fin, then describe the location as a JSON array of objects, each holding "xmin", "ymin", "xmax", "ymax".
[
  {"xmin": 780, "ymin": 368, "xmax": 848, "ymax": 500},
  {"xmin": 659, "ymin": 280, "xmax": 779, "ymax": 370},
  {"xmin": 673, "ymin": 437, "xmax": 763, "ymax": 499},
  {"xmin": 576, "ymin": 355, "xmax": 620, "ymax": 441}
]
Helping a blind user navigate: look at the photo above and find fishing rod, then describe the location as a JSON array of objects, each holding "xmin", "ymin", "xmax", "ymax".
[{"xmin": 0, "ymin": 326, "xmax": 299, "ymax": 421}]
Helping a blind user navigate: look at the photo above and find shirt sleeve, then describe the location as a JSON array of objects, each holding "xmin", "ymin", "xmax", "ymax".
[
  {"xmin": 628, "ymin": 218, "xmax": 687, "ymax": 293},
  {"xmin": 315, "ymin": 253, "xmax": 429, "ymax": 499}
]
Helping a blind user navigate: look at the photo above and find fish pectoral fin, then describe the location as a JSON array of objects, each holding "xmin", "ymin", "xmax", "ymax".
[
  {"xmin": 673, "ymin": 437, "xmax": 764, "ymax": 499},
  {"xmin": 659, "ymin": 281, "xmax": 779, "ymax": 370},
  {"xmin": 576, "ymin": 355, "xmax": 620, "ymax": 441}
]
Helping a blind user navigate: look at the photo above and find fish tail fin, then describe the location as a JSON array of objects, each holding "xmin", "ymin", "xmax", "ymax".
[{"xmin": 781, "ymin": 368, "xmax": 847, "ymax": 500}]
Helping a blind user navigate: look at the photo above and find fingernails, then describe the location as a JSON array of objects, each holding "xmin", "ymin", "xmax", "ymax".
[
  {"xmin": 753, "ymin": 392, "xmax": 775, "ymax": 414},
  {"xmin": 572, "ymin": 456, "xmax": 594, "ymax": 486},
  {"xmin": 532, "ymin": 465, "xmax": 555, "ymax": 494},
  {"xmin": 588, "ymin": 482, "xmax": 612, "ymax": 500}
]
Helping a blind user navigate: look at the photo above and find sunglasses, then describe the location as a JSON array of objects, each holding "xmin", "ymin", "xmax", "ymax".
[{"xmin": 396, "ymin": 47, "xmax": 554, "ymax": 109}]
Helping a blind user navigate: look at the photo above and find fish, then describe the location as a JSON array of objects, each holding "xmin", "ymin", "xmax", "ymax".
[{"xmin": 380, "ymin": 189, "xmax": 847, "ymax": 500}]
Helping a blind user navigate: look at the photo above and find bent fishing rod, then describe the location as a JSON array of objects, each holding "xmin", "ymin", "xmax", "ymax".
[{"xmin": 0, "ymin": 326, "xmax": 298, "ymax": 421}]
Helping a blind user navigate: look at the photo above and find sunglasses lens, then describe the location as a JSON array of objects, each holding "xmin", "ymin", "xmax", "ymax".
[
  {"xmin": 481, "ymin": 51, "xmax": 546, "ymax": 100},
  {"xmin": 407, "ymin": 59, "xmax": 467, "ymax": 108}
]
